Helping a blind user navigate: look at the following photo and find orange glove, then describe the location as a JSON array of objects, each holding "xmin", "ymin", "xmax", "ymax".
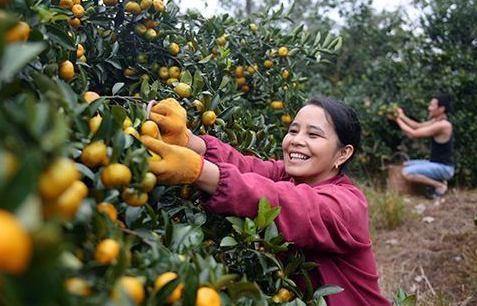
[
  {"xmin": 141, "ymin": 136, "xmax": 203, "ymax": 185},
  {"xmin": 147, "ymin": 98, "xmax": 189, "ymax": 146}
]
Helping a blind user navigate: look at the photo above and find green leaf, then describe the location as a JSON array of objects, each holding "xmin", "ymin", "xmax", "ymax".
[
  {"xmin": 198, "ymin": 54, "xmax": 213, "ymax": 64},
  {"xmin": 243, "ymin": 218, "xmax": 256, "ymax": 236},
  {"xmin": 313, "ymin": 285, "xmax": 344, "ymax": 299},
  {"xmin": 218, "ymin": 75, "xmax": 230, "ymax": 91},
  {"xmin": 226, "ymin": 216, "xmax": 244, "ymax": 234},
  {"xmin": 254, "ymin": 197, "xmax": 280, "ymax": 231},
  {"xmin": 44, "ymin": 24, "xmax": 75, "ymax": 51},
  {"xmin": 192, "ymin": 70, "xmax": 205, "ymax": 95},
  {"xmin": 170, "ymin": 224, "xmax": 204, "ymax": 252},
  {"xmin": 0, "ymin": 42, "xmax": 46, "ymax": 83},
  {"xmin": 180, "ymin": 69, "xmax": 193, "ymax": 85},
  {"xmin": 219, "ymin": 236, "xmax": 238, "ymax": 247}
]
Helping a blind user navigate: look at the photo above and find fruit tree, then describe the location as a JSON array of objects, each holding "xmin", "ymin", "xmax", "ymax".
[{"xmin": 0, "ymin": 0, "xmax": 343, "ymax": 305}]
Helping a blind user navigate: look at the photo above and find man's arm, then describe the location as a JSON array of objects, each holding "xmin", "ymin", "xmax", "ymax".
[
  {"xmin": 396, "ymin": 108, "xmax": 433, "ymax": 128},
  {"xmin": 396, "ymin": 118, "xmax": 449, "ymax": 139}
]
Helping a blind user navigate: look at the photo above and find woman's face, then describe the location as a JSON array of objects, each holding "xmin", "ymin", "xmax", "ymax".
[{"xmin": 282, "ymin": 105, "xmax": 347, "ymax": 185}]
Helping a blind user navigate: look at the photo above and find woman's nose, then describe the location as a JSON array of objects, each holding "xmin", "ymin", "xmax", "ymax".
[{"xmin": 290, "ymin": 133, "xmax": 305, "ymax": 145}]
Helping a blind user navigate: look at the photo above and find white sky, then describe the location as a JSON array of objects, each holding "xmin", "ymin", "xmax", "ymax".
[{"xmin": 178, "ymin": 0, "xmax": 417, "ymax": 17}]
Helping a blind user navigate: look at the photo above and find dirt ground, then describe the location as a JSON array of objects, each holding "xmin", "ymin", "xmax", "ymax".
[{"xmin": 374, "ymin": 188, "xmax": 477, "ymax": 305}]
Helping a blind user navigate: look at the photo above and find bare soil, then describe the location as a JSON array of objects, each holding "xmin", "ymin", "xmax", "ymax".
[{"xmin": 374, "ymin": 188, "xmax": 477, "ymax": 305}]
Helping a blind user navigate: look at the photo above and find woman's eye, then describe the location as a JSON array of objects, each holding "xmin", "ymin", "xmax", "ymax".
[
  {"xmin": 288, "ymin": 129, "xmax": 298, "ymax": 134},
  {"xmin": 309, "ymin": 133, "xmax": 319, "ymax": 138}
]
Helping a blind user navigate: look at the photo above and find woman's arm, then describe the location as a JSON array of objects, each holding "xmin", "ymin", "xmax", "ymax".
[
  {"xmin": 198, "ymin": 162, "xmax": 371, "ymax": 254},
  {"xmin": 188, "ymin": 133, "xmax": 285, "ymax": 181}
]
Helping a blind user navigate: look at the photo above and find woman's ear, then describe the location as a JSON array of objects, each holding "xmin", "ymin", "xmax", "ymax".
[{"xmin": 336, "ymin": 145, "xmax": 354, "ymax": 166}]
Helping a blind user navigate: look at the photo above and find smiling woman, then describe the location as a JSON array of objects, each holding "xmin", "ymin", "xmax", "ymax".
[{"xmin": 142, "ymin": 97, "xmax": 391, "ymax": 306}]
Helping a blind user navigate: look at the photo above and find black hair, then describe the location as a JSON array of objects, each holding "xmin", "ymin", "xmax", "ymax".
[
  {"xmin": 305, "ymin": 96, "xmax": 361, "ymax": 172},
  {"xmin": 432, "ymin": 93, "xmax": 453, "ymax": 113}
]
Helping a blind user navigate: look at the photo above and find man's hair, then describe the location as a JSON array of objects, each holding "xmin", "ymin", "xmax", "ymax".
[{"xmin": 433, "ymin": 93, "xmax": 453, "ymax": 113}]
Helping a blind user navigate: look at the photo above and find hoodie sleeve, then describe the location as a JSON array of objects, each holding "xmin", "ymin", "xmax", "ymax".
[
  {"xmin": 200, "ymin": 162, "xmax": 371, "ymax": 254},
  {"xmin": 199, "ymin": 135, "xmax": 286, "ymax": 181}
]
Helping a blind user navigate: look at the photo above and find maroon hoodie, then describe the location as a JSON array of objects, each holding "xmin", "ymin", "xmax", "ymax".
[{"xmin": 198, "ymin": 135, "xmax": 391, "ymax": 306}]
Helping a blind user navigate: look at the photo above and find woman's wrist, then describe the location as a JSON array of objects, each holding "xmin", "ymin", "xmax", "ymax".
[
  {"xmin": 193, "ymin": 160, "xmax": 220, "ymax": 194},
  {"xmin": 186, "ymin": 130, "xmax": 207, "ymax": 155}
]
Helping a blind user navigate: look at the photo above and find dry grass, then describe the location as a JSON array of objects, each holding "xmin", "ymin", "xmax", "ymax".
[{"xmin": 372, "ymin": 189, "xmax": 477, "ymax": 305}]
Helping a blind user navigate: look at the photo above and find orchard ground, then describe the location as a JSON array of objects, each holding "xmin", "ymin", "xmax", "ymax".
[{"xmin": 372, "ymin": 188, "xmax": 477, "ymax": 305}]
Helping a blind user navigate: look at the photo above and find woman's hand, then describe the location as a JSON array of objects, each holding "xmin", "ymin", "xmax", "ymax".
[
  {"xmin": 147, "ymin": 98, "xmax": 189, "ymax": 146},
  {"xmin": 141, "ymin": 136, "xmax": 203, "ymax": 185}
]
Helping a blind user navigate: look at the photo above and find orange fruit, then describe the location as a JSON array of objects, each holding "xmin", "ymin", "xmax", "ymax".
[
  {"xmin": 144, "ymin": 19, "xmax": 158, "ymax": 28},
  {"xmin": 168, "ymin": 66, "xmax": 181, "ymax": 78},
  {"xmin": 59, "ymin": 0, "xmax": 74, "ymax": 8},
  {"xmin": 76, "ymin": 44, "xmax": 85, "ymax": 58},
  {"xmin": 0, "ymin": 209, "xmax": 33, "ymax": 274},
  {"xmin": 71, "ymin": 4, "xmax": 85, "ymax": 17},
  {"xmin": 247, "ymin": 65, "xmax": 257, "ymax": 74},
  {"xmin": 235, "ymin": 66, "xmax": 245, "ymax": 77},
  {"xmin": 145, "ymin": 28, "xmax": 157, "ymax": 40},
  {"xmin": 196, "ymin": 287, "xmax": 221, "ymax": 306},
  {"xmin": 135, "ymin": 23, "xmax": 147, "ymax": 35},
  {"xmin": 174, "ymin": 82, "xmax": 192, "ymax": 98},
  {"xmin": 122, "ymin": 188, "xmax": 148, "ymax": 206},
  {"xmin": 112, "ymin": 276, "xmax": 145, "ymax": 304},
  {"xmin": 202, "ymin": 110, "xmax": 216, "ymax": 126},
  {"xmin": 81, "ymin": 141, "xmax": 108, "ymax": 167},
  {"xmin": 166, "ymin": 77, "xmax": 178, "ymax": 87},
  {"xmin": 100, "ymin": 163, "xmax": 132, "ymax": 188},
  {"xmin": 180, "ymin": 185, "xmax": 190, "ymax": 199},
  {"xmin": 264, "ymin": 60, "xmax": 273, "ymax": 69},
  {"xmin": 89, "ymin": 114, "xmax": 102, "ymax": 134},
  {"xmin": 1, "ymin": 151, "xmax": 18, "ymax": 178},
  {"xmin": 53, "ymin": 180, "xmax": 88, "ymax": 220},
  {"xmin": 281, "ymin": 114, "xmax": 293, "ymax": 124},
  {"xmin": 154, "ymin": 272, "xmax": 184, "ymax": 304},
  {"xmin": 65, "ymin": 277, "xmax": 91, "ymax": 297},
  {"xmin": 97, "ymin": 202, "xmax": 118, "ymax": 221},
  {"xmin": 136, "ymin": 53, "xmax": 148, "ymax": 64},
  {"xmin": 141, "ymin": 172, "xmax": 157, "ymax": 192},
  {"xmin": 216, "ymin": 35, "xmax": 226, "ymax": 46},
  {"xmin": 270, "ymin": 100, "xmax": 285, "ymax": 110},
  {"xmin": 140, "ymin": 120, "xmax": 160, "ymax": 138},
  {"xmin": 140, "ymin": 0, "xmax": 152, "ymax": 10},
  {"xmin": 94, "ymin": 239, "xmax": 120, "ymax": 265},
  {"xmin": 67, "ymin": 18, "xmax": 81, "ymax": 29},
  {"xmin": 250, "ymin": 23, "xmax": 257, "ymax": 33},
  {"xmin": 168, "ymin": 42, "xmax": 180, "ymax": 55},
  {"xmin": 281, "ymin": 70, "xmax": 290, "ymax": 80},
  {"xmin": 240, "ymin": 85, "xmax": 250, "ymax": 93},
  {"xmin": 59, "ymin": 60, "xmax": 75, "ymax": 81},
  {"xmin": 192, "ymin": 99, "xmax": 204, "ymax": 112},
  {"xmin": 123, "ymin": 68, "xmax": 136, "ymax": 77},
  {"xmin": 277, "ymin": 288, "xmax": 294, "ymax": 302},
  {"xmin": 83, "ymin": 91, "xmax": 100, "ymax": 104},
  {"xmin": 103, "ymin": 0, "xmax": 118, "ymax": 6},
  {"xmin": 39, "ymin": 158, "xmax": 80, "ymax": 200},
  {"xmin": 158, "ymin": 67, "xmax": 169, "ymax": 79},
  {"xmin": 236, "ymin": 77, "xmax": 246, "ymax": 87},
  {"xmin": 152, "ymin": 0, "xmax": 165, "ymax": 12},
  {"xmin": 125, "ymin": 1, "xmax": 141, "ymax": 14},
  {"xmin": 278, "ymin": 46, "xmax": 289, "ymax": 58},
  {"xmin": 5, "ymin": 21, "xmax": 30, "ymax": 44},
  {"xmin": 124, "ymin": 126, "xmax": 140, "ymax": 139},
  {"xmin": 123, "ymin": 116, "xmax": 133, "ymax": 129}
]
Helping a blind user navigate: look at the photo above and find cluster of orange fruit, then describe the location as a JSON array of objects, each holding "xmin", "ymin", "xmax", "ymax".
[{"xmin": 65, "ymin": 269, "xmax": 221, "ymax": 305}]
